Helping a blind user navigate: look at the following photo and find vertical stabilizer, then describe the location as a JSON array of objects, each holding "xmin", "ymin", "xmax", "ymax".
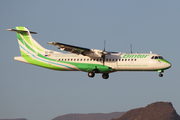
[{"xmin": 7, "ymin": 26, "xmax": 48, "ymax": 56}]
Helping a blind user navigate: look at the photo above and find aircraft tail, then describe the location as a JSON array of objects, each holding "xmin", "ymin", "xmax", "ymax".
[{"xmin": 7, "ymin": 26, "xmax": 48, "ymax": 56}]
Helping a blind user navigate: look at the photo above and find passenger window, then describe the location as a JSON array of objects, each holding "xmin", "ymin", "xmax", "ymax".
[
  {"xmin": 128, "ymin": 59, "xmax": 130, "ymax": 61},
  {"xmin": 122, "ymin": 59, "xmax": 124, "ymax": 61},
  {"xmin": 77, "ymin": 59, "xmax": 79, "ymax": 61},
  {"xmin": 131, "ymin": 59, "xmax": 133, "ymax": 61},
  {"xmin": 119, "ymin": 59, "xmax": 121, "ymax": 61},
  {"xmin": 87, "ymin": 59, "xmax": 89, "ymax": 61},
  {"xmin": 109, "ymin": 59, "xmax": 111, "ymax": 61},
  {"xmin": 125, "ymin": 59, "xmax": 127, "ymax": 61},
  {"xmin": 62, "ymin": 59, "xmax": 63, "ymax": 61},
  {"xmin": 74, "ymin": 59, "xmax": 76, "ymax": 61},
  {"xmin": 134, "ymin": 59, "xmax": 136, "ymax": 61},
  {"xmin": 106, "ymin": 59, "xmax": 108, "ymax": 61}
]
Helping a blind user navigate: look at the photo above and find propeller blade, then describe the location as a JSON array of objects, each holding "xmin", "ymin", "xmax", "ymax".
[
  {"xmin": 104, "ymin": 40, "xmax": 106, "ymax": 52},
  {"xmin": 102, "ymin": 55, "xmax": 105, "ymax": 65},
  {"xmin": 102, "ymin": 40, "xmax": 106, "ymax": 65}
]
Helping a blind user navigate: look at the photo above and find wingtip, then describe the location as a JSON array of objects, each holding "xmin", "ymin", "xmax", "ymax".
[
  {"xmin": 47, "ymin": 42, "xmax": 51, "ymax": 44},
  {"xmin": 47, "ymin": 42, "xmax": 57, "ymax": 44}
]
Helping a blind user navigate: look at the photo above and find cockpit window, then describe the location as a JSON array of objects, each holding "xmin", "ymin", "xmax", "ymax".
[
  {"xmin": 151, "ymin": 56, "xmax": 164, "ymax": 59},
  {"xmin": 158, "ymin": 56, "xmax": 164, "ymax": 59},
  {"xmin": 155, "ymin": 56, "xmax": 158, "ymax": 59}
]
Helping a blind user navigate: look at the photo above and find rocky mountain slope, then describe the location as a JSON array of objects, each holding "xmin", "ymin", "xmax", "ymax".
[
  {"xmin": 52, "ymin": 112, "xmax": 125, "ymax": 120},
  {"xmin": 112, "ymin": 102, "xmax": 180, "ymax": 120}
]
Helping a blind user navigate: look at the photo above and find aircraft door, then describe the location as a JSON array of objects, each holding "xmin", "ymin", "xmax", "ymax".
[{"xmin": 116, "ymin": 55, "xmax": 122, "ymax": 68}]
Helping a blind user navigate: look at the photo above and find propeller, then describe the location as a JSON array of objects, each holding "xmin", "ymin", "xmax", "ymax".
[{"xmin": 102, "ymin": 40, "xmax": 106, "ymax": 65}]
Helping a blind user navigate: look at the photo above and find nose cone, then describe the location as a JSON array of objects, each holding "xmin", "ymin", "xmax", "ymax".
[{"xmin": 164, "ymin": 60, "xmax": 171, "ymax": 69}]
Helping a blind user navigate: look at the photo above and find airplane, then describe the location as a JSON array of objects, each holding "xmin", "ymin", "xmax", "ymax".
[{"xmin": 7, "ymin": 26, "xmax": 171, "ymax": 79}]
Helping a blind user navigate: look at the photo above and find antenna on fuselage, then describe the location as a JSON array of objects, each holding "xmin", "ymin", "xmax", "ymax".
[{"xmin": 130, "ymin": 44, "xmax": 132, "ymax": 53}]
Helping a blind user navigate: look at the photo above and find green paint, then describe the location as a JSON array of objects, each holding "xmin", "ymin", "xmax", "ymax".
[
  {"xmin": 21, "ymin": 51, "xmax": 67, "ymax": 71},
  {"xmin": 16, "ymin": 27, "xmax": 44, "ymax": 52},
  {"xmin": 17, "ymin": 33, "xmax": 37, "ymax": 55},
  {"xmin": 123, "ymin": 54, "xmax": 149, "ymax": 58},
  {"xmin": 156, "ymin": 59, "xmax": 171, "ymax": 65}
]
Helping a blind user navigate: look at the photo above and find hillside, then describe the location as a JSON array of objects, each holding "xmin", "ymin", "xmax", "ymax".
[
  {"xmin": 112, "ymin": 101, "xmax": 180, "ymax": 120},
  {"xmin": 52, "ymin": 112, "xmax": 125, "ymax": 120},
  {"xmin": 0, "ymin": 118, "xmax": 27, "ymax": 120}
]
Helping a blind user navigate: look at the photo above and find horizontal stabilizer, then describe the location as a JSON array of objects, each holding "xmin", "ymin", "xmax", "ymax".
[{"xmin": 6, "ymin": 29, "xmax": 37, "ymax": 34}]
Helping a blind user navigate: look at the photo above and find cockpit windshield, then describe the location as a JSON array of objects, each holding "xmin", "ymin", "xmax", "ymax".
[{"xmin": 151, "ymin": 56, "xmax": 164, "ymax": 59}]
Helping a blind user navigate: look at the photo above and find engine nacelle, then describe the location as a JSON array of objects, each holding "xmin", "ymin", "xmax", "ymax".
[{"xmin": 86, "ymin": 49, "xmax": 103, "ymax": 58}]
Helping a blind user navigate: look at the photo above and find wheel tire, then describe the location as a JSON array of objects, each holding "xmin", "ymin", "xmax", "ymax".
[
  {"xmin": 102, "ymin": 73, "xmax": 109, "ymax": 79},
  {"xmin": 88, "ymin": 72, "xmax": 95, "ymax": 78},
  {"xmin": 159, "ymin": 74, "xmax": 163, "ymax": 77}
]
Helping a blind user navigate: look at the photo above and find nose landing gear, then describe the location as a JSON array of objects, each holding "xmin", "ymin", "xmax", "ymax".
[
  {"xmin": 158, "ymin": 70, "xmax": 164, "ymax": 77},
  {"xmin": 159, "ymin": 73, "xmax": 163, "ymax": 77}
]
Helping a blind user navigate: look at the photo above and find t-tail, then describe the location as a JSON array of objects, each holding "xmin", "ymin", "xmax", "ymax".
[
  {"xmin": 7, "ymin": 26, "xmax": 48, "ymax": 56},
  {"xmin": 6, "ymin": 26, "xmax": 56, "ymax": 68}
]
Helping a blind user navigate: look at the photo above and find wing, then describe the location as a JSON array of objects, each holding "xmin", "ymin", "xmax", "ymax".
[
  {"xmin": 48, "ymin": 42, "xmax": 119, "ymax": 65},
  {"xmin": 47, "ymin": 42, "xmax": 97, "ymax": 56}
]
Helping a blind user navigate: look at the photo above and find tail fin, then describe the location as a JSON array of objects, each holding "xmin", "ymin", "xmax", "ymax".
[{"xmin": 7, "ymin": 26, "xmax": 47, "ymax": 56}]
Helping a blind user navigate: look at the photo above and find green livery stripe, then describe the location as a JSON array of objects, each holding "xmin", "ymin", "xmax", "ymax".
[
  {"xmin": 15, "ymin": 27, "xmax": 44, "ymax": 52},
  {"xmin": 15, "ymin": 26, "xmax": 113, "ymax": 72},
  {"xmin": 156, "ymin": 59, "xmax": 171, "ymax": 64},
  {"xmin": 56, "ymin": 61, "xmax": 113, "ymax": 72},
  {"xmin": 21, "ymin": 47, "xmax": 112, "ymax": 72},
  {"xmin": 17, "ymin": 33, "xmax": 37, "ymax": 54},
  {"xmin": 21, "ymin": 51, "xmax": 68, "ymax": 71},
  {"xmin": 38, "ymin": 53, "xmax": 112, "ymax": 72}
]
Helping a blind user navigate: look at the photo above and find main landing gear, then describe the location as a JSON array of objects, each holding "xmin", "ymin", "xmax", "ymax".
[
  {"xmin": 88, "ymin": 72, "xmax": 109, "ymax": 79},
  {"xmin": 102, "ymin": 73, "xmax": 109, "ymax": 79},
  {"xmin": 88, "ymin": 72, "xmax": 95, "ymax": 78}
]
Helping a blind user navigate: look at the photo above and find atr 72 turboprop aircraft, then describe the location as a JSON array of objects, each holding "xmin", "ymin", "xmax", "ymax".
[{"xmin": 7, "ymin": 26, "xmax": 171, "ymax": 79}]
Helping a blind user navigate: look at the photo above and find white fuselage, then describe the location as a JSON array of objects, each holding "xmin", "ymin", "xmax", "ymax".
[{"xmin": 46, "ymin": 52, "xmax": 171, "ymax": 72}]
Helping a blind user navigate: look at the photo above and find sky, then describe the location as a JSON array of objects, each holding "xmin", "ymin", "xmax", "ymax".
[{"xmin": 0, "ymin": 0, "xmax": 180, "ymax": 120}]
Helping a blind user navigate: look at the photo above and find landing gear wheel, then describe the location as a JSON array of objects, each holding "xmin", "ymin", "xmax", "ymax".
[
  {"xmin": 159, "ymin": 73, "xmax": 163, "ymax": 77},
  {"xmin": 102, "ymin": 73, "xmax": 109, "ymax": 79},
  {"xmin": 88, "ymin": 72, "xmax": 95, "ymax": 78}
]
